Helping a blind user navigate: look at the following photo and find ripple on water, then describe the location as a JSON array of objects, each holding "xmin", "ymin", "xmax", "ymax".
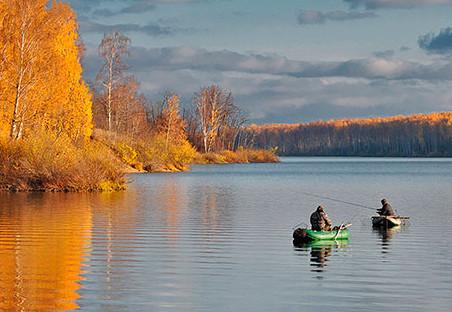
[{"xmin": 1, "ymin": 160, "xmax": 452, "ymax": 311}]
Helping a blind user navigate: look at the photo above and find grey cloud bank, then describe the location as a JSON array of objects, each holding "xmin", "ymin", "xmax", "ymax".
[
  {"xmin": 84, "ymin": 46, "xmax": 452, "ymax": 81},
  {"xmin": 297, "ymin": 10, "xmax": 377, "ymax": 25},
  {"xmin": 68, "ymin": 0, "xmax": 210, "ymax": 15},
  {"xmin": 79, "ymin": 21, "xmax": 176, "ymax": 36},
  {"xmin": 82, "ymin": 46, "xmax": 452, "ymax": 123}
]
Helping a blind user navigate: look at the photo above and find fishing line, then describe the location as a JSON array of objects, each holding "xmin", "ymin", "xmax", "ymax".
[
  {"xmin": 298, "ymin": 191, "xmax": 377, "ymax": 211},
  {"xmin": 291, "ymin": 190, "xmax": 378, "ymax": 229}
]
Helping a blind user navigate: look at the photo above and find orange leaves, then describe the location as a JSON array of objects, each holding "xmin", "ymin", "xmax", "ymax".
[
  {"xmin": 93, "ymin": 76, "xmax": 148, "ymax": 136},
  {"xmin": 0, "ymin": 0, "xmax": 92, "ymax": 141}
]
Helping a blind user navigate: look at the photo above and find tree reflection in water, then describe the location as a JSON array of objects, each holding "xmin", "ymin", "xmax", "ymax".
[
  {"xmin": 0, "ymin": 193, "xmax": 93, "ymax": 311},
  {"xmin": 0, "ymin": 190, "xmax": 142, "ymax": 311}
]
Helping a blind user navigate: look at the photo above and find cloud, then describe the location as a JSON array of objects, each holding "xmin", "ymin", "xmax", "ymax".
[
  {"xmin": 82, "ymin": 46, "xmax": 452, "ymax": 123},
  {"xmin": 373, "ymin": 49, "xmax": 395, "ymax": 58},
  {"xmin": 124, "ymin": 68, "xmax": 452, "ymax": 124},
  {"xmin": 120, "ymin": 2, "xmax": 157, "ymax": 13},
  {"xmin": 67, "ymin": 0, "xmax": 213, "ymax": 15},
  {"xmin": 83, "ymin": 46, "xmax": 452, "ymax": 81},
  {"xmin": 344, "ymin": 0, "xmax": 452, "ymax": 9},
  {"xmin": 79, "ymin": 20, "xmax": 177, "ymax": 36},
  {"xmin": 297, "ymin": 10, "xmax": 377, "ymax": 25},
  {"xmin": 208, "ymin": 74, "xmax": 452, "ymax": 123},
  {"xmin": 92, "ymin": 2, "xmax": 157, "ymax": 17},
  {"xmin": 419, "ymin": 27, "xmax": 452, "ymax": 54}
]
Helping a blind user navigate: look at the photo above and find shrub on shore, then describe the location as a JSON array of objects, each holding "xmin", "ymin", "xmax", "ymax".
[
  {"xmin": 0, "ymin": 133, "xmax": 125, "ymax": 192},
  {"xmin": 194, "ymin": 148, "xmax": 279, "ymax": 164},
  {"xmin": 93, "ymin": 129, "xmax": 197, "ymax": 173}
]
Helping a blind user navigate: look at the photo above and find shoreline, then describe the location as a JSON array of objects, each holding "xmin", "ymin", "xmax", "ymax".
[{"xmin": 0, "ymin": 149, "xmax": 279, "ymax": 193}]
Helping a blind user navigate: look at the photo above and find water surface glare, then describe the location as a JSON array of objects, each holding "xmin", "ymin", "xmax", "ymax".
[{"xmin": 1, "ymin": 157, "xmax": 452, "ymax": 311}]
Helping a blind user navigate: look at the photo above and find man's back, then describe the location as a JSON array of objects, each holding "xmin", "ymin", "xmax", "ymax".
[
  {"xmin": 379, "ymin": 202, "xmax": 395, "ymax": 216},
  {"xmin": 310, "ymin": 208, "xmax": 332, "ymax": 231}
]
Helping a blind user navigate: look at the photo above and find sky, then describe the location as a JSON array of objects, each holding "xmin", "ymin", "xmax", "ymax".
[{"xmin": 66, "ymin": 0, "xmax": 452, "ymax": 124}]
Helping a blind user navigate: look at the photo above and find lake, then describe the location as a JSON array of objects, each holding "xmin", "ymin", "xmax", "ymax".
[{"xmin": 1, "ymin": 157, "xmax": 452, "ymax": 311}]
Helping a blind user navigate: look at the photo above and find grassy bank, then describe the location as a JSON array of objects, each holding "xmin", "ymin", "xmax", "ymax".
[
  {"xmin": 93, "ymin": 130, "xmax": 197, "ymax": 173},
  {"xmin": 0, "ymin": 133, "xmax": 125, "ymax": 192},
  {"xmin": 95, "ymin": 131, "xmax": 279, "ymax": 171},
  {"xmin": 194, "ymin": 148, "xmax": 280, "ymax": 164},
  {"xmin": 0, "ymin": 132, "xmax": 278, "ymax": 192}
]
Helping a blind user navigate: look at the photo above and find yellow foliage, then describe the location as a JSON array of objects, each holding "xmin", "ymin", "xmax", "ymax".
[
  {"xmin": 144, "ymin": 134, "xmax": 197, "ymax": 172},
  {"xmin": 0, "ymin": 0, "xmax": 92, "ymax": 141},
  {"xmin": 92, "ymin": 129, "xmax": 196, "ymax": 173},
  {"xmin": 194, "ymin": 148, "xmax": 279, "ymax": 164},
  {"xmin": 194, "ymin": 152, "xmax": 227, "ymax": 164},
  {"xmin": 239, "ymin": 148, "xmax": 280, "ymax": 163},
  {"xmin": 116, "ymin": 143, "xmax": 138, "ymax": 166},
  {"xmin": 0, "ymin": 131, "xmax": 125, "ymax": 192}
]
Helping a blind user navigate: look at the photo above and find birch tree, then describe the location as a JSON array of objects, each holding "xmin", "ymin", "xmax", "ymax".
[
  {"xmin": 162, "ymin": 95, "xmax": 186, "ymax": 151},
  {"xmin": 1, "ymin": 0, "xmax": 53, "ymax": 139},
  {"xmin": 192, "ymin": 85, "xmax": 245, "ymax": 153},
  {"xmin": 0, "ymin": 0, "xmax": 92, "ymax": 140},
  {"xmin": 97, "ymin": 31, "xmax": 130, "ymax": 132},
  {"xmin": 193, "ymin": 86, "xmax": 226, "ymax": 153},
  {"xmin": 0, "ymin": 4, "xmax": 7, "ymax": 127}
]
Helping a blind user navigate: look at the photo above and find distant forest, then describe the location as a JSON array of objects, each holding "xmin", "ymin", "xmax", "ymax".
[{"xmin": 247, "ymin": 112, "xmax": 452, "ymax": 156}]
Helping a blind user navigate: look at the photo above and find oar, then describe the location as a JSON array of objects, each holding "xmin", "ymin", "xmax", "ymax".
[
  {"xmin": 333, "ymin": 223, "xmax": 352, "ymax": 240},
  {"xmin": 334, "ymin": 224, "xmax": 344, "ymax": 240}
]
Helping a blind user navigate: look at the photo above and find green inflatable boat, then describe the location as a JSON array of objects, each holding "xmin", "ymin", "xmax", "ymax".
[{"xmin": 293, "ymin": 224, "xmax": 351, "ymax": 244}]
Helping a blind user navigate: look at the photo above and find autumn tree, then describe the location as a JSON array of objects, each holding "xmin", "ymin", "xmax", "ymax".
[
  {"xmin": 94, "ymin": 76, "xmax": 148, "ymax": 136},
  {"xmin": 0, "ymin": 0, "xmax": 92, "ymax": 140},
  {"xmin": 113, "ymin": 77, "xmax": 148, "ymax": 136},
  {"xmin": 45, "ymin": 1, "xmax": 92, "ymax": 140},
  {"xmin": 136, "ymin": 93, "xmax": 196, "ymax": 171},
  {"xmin": 0, "ymin": 4, "xmax": 6, "ymax": 134},
  {"xmin": 96, "ymin": 31, "xmax": 130, "ymax": 132},
  {"xmin": 190, "ymin": 85, "xmax": 245, "ymax": 153},
  {"xmin": 1, "ymin": 0, "xmax": 53, "ymax": 139},
  {"xmin": 155, "ymin": 94, "xmax": 187, "ymax": 150},
  {"xmin": 220, "ymin": 100, "xmax": 247, "ymax": 151},
  {"xmin": 193, "ymin": 85, "xmax": 229, "ymax": 153}
]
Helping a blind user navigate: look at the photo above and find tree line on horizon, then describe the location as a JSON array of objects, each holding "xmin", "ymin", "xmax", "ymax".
[{"xmin": 247, "ymin": 112, "xmax": 452, "ymax": 156}]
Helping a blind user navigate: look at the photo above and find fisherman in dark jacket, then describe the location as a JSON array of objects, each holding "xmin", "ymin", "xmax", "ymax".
[
  {"xmin": 377, "ymin": 198, "xmax": 395, "ymax": 216},
  {"xmin": 310, "ymin": 205, "xmax": 332, "ymax": 231}
]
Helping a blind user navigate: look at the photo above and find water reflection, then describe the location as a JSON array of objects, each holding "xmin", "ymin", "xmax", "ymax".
[
  {"xmin": 197, "ymin": 186, "xmax": 233, "ymax": 231},
  {"xmin": 155, "ymin": 179, "xmax": 186, "ymax": 244},
  {"xmin": 190, "ymin": 185, "xmax": 234, "ymax": 238},
  {"xmin": 294, "ymin": 240, "xmax": 348, "ymax": 276},
  {"xmin": 0, "ymin": 193, "xmax": 92, "ymax": 311},
  {"xmin": 373, "ymin": 226, "xmax": 402, "ymax": 254},
  {"xmin": 85, "ymin": 191, "xmax": 142, "ymax": 305}
]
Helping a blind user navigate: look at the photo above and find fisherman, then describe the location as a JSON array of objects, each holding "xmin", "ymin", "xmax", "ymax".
[
  {"xmin": 310, "ymin": 205, "xmax": 332, "ymax": 231},
  {"xmin": 377, "ymin": 198, "xmax": 396, "ymax": 216}
]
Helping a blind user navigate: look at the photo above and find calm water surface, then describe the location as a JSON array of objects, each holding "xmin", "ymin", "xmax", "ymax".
[{"xmin": 1, "ymin": 157, "xmax": 452, "ymax": 311}]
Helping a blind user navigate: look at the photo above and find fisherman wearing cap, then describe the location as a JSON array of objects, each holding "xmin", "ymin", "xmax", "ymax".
[
  {"xmin": 377, "ymin": 199, "xmax": 396, "ymax": 216},
  {"xmin": 310, "ymin": 205, "xmax": 332, "ymax": 231}
]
